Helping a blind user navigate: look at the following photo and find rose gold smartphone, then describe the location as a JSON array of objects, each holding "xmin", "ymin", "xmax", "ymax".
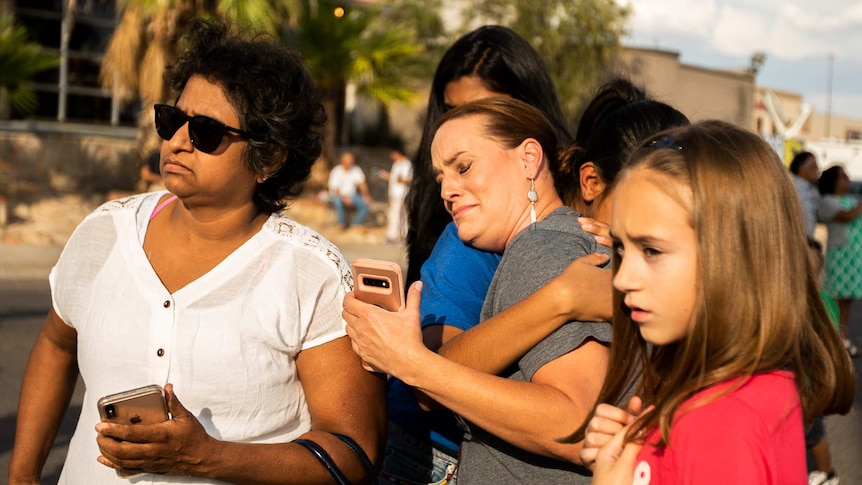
[
  {"xmin": 97, "ymin": 384, "xmax": 169, "ymax": 426},
  {"xmin": 97, "ymin": 384, "xmax": 169, "ymax": 478},
  {"xmin": 352, "ymin": 258, "xmax": 405, "ymax": 311}
]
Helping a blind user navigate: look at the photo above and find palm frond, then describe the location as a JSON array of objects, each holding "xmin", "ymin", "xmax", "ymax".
[
  {"xmin": 100, "ymin": 6, "xmax": 145, "ymax": 101},
  {"xmin": 0, "ymin": 14, "xmax": 59, "ymax": 113}
]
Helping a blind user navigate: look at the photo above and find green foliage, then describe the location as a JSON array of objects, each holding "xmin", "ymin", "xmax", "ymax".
[
  {"xmin": 283, "ymin": 0, "xmax": 436, "ymax": 155},
  {"xmin": 377, "ymin": 0, "xmax": 449, "ymax": 80},
  {"xmin": 217, "ymin": 0, "xmax": 289, "ymax": 34},
  {"xmin": 464, "ymin": 0, "xmax": 630, "ymax": 119},
  {"xmin": 0, "ymin": 15, "xmax": 59, "ymax": 114},
  {"xmin": 286, "ymin": 0, "xmax": 424, "ymax": 106}
]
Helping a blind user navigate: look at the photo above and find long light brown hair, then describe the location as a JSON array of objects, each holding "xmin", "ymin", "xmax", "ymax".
[{"xmin": 597, "ymin": 120, "xmax": 855, "ymax": 449}]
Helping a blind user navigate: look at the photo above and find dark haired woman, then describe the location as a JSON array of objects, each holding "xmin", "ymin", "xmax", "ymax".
[
  {"xmin": 8, "ymin": 18, "xmax": 384, "ymax": 485},
  {"xmin": 789, "ymin": 151, "xmax": 821, "ymax": 239},
  {"xmin": 818, "ymin": 165, "xmax": 862, "ymax": 358}
]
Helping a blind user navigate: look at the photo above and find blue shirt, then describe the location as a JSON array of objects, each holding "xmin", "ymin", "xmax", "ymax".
[{"xmin": 386, "ymin": 222, "xmax": 502, "ymax": 452}]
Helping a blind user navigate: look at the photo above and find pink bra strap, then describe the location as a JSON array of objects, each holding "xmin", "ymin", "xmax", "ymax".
[{"xmin": 150, "ymin": 194, "xmax": 178, "ymax": 221}]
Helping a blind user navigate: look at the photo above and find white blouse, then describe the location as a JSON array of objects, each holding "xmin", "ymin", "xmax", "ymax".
[{"xmin": 52, "ymin": 192, "xmax": 352, "ymax": 484}]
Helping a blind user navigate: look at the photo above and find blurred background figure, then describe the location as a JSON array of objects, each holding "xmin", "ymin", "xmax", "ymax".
[
  {"xmin": 376, "ymin": 143, "xmax": 412, "ymax": 244},
  {"xmin": 790, "ymin": 151, "xmax": 821, "ymax": 240},
  {"xmin": 328, "ymin": 150, "xmax": 372, "ymax": 228},
  {"xmin": 818, "ymin": 165, "xmax": 862, "ymax": 358},
  {"xmin": 806, "ymin": 239, "xmax": 841, "ymax": 485}
]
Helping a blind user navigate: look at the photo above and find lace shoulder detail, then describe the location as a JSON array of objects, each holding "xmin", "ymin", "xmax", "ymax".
[
  {"xmin": 95, "ymin": 193, "xmax": 150, "ymax": 214},
  {"xmin": 69, "ymin": 193, "xmax": 152, "ymax": 227},
  {"xmin": 268, "ymin": 213, "xmax": 353, "ymax": 293}
]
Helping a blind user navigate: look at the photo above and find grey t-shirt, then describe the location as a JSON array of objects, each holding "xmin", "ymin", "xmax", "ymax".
[{"xmin": 456, "ymin": 206, "xmax": 612, "ymax": 484}]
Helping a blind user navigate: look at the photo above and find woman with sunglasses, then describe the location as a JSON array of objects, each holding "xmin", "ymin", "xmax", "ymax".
[{"xmin": 8, "ymin": 18, "xmax": 385, "ymax": 485}]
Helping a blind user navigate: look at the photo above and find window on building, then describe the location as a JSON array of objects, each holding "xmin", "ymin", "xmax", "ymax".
[{"xmin": 12, "ymin": 2, "xmax": 139, "ymax": 126}]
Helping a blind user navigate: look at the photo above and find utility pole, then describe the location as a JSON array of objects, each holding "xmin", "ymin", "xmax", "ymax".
[
  {"xmin": 59, "ymin": 0, "xmax": 77, "ymax": 122},
  {"xmin": 827, "ymin": 52, "xmax": 834, "ymax": 139}
]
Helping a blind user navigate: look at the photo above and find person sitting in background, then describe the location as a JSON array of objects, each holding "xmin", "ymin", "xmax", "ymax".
[
  {"xmin": 8, "ymin": 17, "xmax": 385, "ymax": 485},
  {"xmin": 329, "ymin": 150, "xmax": 372, "ymax": 229}
]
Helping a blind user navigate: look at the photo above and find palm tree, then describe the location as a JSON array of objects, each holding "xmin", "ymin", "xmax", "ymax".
[
  {"xmin": 0, "ymin": 14, "xmax": 59, "ymax": 116},
  {"xmin": 286, "ymin": 0, "xmax": 424, "ymax": 164}
]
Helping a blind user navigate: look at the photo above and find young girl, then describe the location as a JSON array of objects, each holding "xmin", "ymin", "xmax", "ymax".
[{"xmin": 581, "ymin": 120, "xmax": 855, "ymax": 484}]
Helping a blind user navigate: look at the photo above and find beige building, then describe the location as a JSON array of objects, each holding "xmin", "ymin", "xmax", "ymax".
[
  {"xmin": 615, "ymin": 46, "xmax": 757, "ymax": 128},
  {"xmin": 618, "ymin": 46, "xmax": 862, "ymax": 176}
]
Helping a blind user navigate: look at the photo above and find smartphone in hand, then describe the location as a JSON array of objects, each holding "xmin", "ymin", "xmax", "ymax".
[
  {"xmin": 97, "ymin": 384, "xmax": 169, "ymax": 478},
  {"xmin": 352, "ymin": 258, "xmax": 405, "ymax": 311},
  {"xmin": 98, "ymin": 384, "xmax": 169, "ymax": 425}
]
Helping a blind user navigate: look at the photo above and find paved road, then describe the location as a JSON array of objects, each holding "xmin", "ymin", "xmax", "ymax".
[{"xmin": 2, "ymin": 245, "xmax": 861, "ymax": 483}]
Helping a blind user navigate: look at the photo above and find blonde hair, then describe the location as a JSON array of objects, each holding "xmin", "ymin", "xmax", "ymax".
[{"xmin": 595, "ymin": 120, "xmax": 855, "ymax": 449}]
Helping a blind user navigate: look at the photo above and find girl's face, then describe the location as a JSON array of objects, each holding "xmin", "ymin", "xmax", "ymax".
[
  {"xmin": 160, "ymin": 75, "xmax": 257, "ymax": 207},
  {"xmin": 443, "ymin": 75, "xmax": 509, "ymax": 110},
  {"xmin": 611, "ymin": 168, "xmax": 698, "ymax": 346},
  {"xmin": 431, "ymin": 115, "xmax": 531, "ymax": 253}
]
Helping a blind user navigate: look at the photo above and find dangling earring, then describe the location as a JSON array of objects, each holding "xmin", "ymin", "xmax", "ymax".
[{"xmin": 527, "ymin": 178, "xmax": 538, "ymax": 224}]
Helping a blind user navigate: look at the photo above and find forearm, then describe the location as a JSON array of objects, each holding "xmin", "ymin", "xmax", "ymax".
[
  {"xmin": 436, "ymin": 257, "xmax": 612, "ymax": 376},
  {"xmin": 8, "ymin": 330, "xmax": 79, "ymax": 482},
  {"xmin": 437, "ymin": 285, "xmax": 571, "ymax": 374},
  {"xmin": 204, "ymin": 359, "xmax": 384, "ymax": 483},
  {"xmin": 402, "ymin": 351, "xmax": 591, "ymax": 463},
  {"xmin": 189, "ymin": 432, "xmax": 373, "ymax": 485},
  {"xmin": 835, "ymin": 203, "xmax": 862, "ymax": 221}
]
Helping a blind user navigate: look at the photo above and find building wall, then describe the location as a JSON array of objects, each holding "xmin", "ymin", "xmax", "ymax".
[
  {"xmin": 808, "ymin": 112, "xmax": 862, "ymax": 141},
  {"xmin": 616, "ymin": 47, "xmax": 756, "ymax": 128}
]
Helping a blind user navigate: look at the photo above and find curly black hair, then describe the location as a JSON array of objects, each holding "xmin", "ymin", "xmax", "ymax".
[{"xmin": 164, "ymin": 17, "xmax": 326, "ymax": 214}]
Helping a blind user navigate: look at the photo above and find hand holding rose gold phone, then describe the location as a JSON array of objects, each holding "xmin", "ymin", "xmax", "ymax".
[
  {"xmin": 351, "ymin": 258, "xmax": 405, "ymax": 312},
  {"xmin": 97, "ymin": 384, "xmax": 170, "ymax": 478}
]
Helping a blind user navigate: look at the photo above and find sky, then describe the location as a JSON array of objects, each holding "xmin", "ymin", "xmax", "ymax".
[{"xmin": 617, "ymin": 0, "xmax": 862, "ymax": 119}]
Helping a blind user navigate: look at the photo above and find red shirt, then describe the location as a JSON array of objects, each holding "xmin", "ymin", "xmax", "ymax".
[{"xmin": 633, "ymin": 370, "xmax": 805, "ymax": 485}]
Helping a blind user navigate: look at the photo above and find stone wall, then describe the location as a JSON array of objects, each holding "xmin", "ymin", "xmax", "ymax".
[{"xmin": 0, "ymin": 122, "xmax": 139, "ymax": 203}]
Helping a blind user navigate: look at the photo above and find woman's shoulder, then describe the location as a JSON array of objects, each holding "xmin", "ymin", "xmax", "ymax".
[
  {"xmin": 678, "ymin": 371, "xmax": 799, "ymax": 428},
  {"xmin": 91, "ymin": 192, "xmax": 157, "ymax": 215},
  {"xmin": 72, "ymin": 192, "xmax": 159, "ymax": 231},
  {"xmin": 263, "ymin": 212, "xmax": 351, "ymax": 273},
  {"xmin": 430, "ymin": 221, "xmax": 500, "ymax": 261},
  {"xmin": 509, "ymin": 206, "xmax": 605, "ymax": 255}
]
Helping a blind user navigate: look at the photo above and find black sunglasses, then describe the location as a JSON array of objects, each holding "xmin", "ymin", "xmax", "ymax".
[{"xmin": 154, "ymin": 104, "xmax": 255, "ymax": 154}]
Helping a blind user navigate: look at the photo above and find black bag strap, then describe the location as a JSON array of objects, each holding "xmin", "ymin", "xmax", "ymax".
[
  {"xmin": 293, "ymin": 438, "xmax": 350, "ymax": 485},
  {"xmin": 333, "ymin": 433, "xmax": 376, "ymax": 483}
]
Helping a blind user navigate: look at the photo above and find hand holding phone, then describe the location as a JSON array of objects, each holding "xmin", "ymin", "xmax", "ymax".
[
  {"xmin": 352, "ymin": 258, "xmax": 405, "ymax": 311},
  {"xmin": 97, "ymin": 384, "xmax": 170, "ymax": 426},
  {"xmin": 97, "ymin": 384, "xmax": 170, "ymax": 477}
]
